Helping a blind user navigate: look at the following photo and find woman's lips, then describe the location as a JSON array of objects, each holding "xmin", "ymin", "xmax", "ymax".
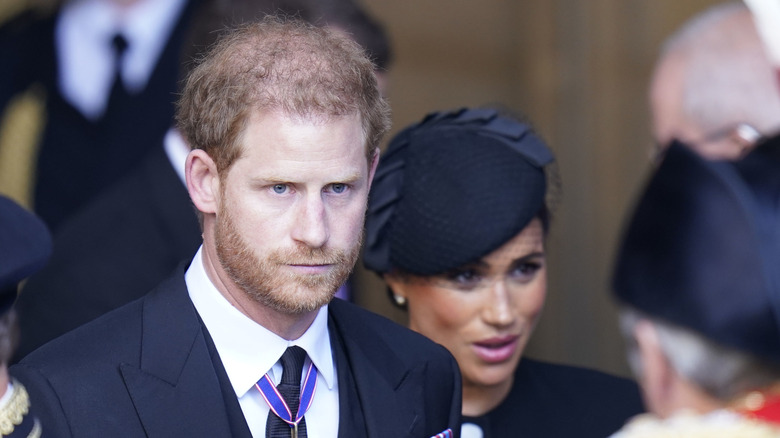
[{"xmin": 472, "ymin": 335, "xmax": 519, "ymax": 363}]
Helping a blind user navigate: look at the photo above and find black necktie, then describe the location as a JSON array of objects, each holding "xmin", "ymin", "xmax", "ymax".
[
  {"xmin": 105, "ymin": 33, "xmax": 129, "ymax": 113},
  {"xmin": 266, "ymin": 346, "xmax": 308, "ymax": 438}
]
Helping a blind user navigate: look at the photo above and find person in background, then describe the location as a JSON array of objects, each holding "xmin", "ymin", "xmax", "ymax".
[
  {"xmin": 363, "ymin": 107, "xmax": 644, "ymax": 438},
  {"xmin": 12, "ymin": 0, "xmax": 393, "ymax": 362},
  {"xmin": 0, "ymin": 194, "xmax": 52, "ymax": 437},
  {"xmin": 0, "ymin": 0, "xmax": 200, "ymax": 231},
  {"xmin": 649, "ymin": 1, "xmax": 780, "ymax": 160},
  {"xmin": 10, "ymin": 17, "xmax": 460, "ymax": 437},
  {"xmin": 610, "ymin": 139, "xmax": 780, "ymax": 436}
]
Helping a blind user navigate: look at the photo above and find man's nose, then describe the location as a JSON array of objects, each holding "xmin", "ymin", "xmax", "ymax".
[{"xmin": 291, "ymin": 194, "xmax": 329, "ymax": 248}]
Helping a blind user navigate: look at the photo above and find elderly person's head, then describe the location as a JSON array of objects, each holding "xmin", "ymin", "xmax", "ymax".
[
  {"xmin": 364, "ymin": 107, "xmax": 555, "ymax": 416},
  {"xmin": 613, "ymin": 140, "xmax": 780, "ymax": 421},
  {"xmin": 650, "ymin": 2, "xmax": 780, "ymax": 160}
]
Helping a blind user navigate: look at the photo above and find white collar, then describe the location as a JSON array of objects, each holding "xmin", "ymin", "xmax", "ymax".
[
  {"xmin": 163, "ymin": 127, "xmax": 189, "ymax": 185},
  {"xmin": 185, "ymin": 246, "xmax": 335, "ymax": 398}
]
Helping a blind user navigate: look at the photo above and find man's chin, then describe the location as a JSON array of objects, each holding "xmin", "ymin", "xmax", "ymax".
[{"xmin": 249, "ymin": 283, "xmax": 339, "ymax": 315}]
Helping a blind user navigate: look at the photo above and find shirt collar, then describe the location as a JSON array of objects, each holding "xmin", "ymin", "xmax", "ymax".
[
  {"xmin": 163, "ymin": 128, "xmax": 189, "ymax": 184},
  {"xmin": 185, "ymin": 246, "xmax": 335, "ymax": 398},
  {"xmin": 57, "ymin": 0, "xmax": 188, "ymax": 117}
]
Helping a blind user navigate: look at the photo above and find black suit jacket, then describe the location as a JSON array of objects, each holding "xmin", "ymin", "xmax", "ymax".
[
  {"xmin": 14, "ymin": 146, "xmax": 202, "ymax": 362},
  {"xmin": 10, "ymin": 268, "xmax": 462, "ymax": 437}
]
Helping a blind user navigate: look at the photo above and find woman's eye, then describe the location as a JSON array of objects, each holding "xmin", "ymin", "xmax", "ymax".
[
  {"xmin": 272, "ymin": 184, "xmax": 287, "ymax": 194},
  {"xmin": 511, "ymin": 262, "xmax": 541, "ymax": 280},
  {"xmin": 331, "ymin": 183, "xmax": 347, "ymax": 194},
  {"xmin": 445, "ymin": 269, "xmax": 481, "ymax": 286}
]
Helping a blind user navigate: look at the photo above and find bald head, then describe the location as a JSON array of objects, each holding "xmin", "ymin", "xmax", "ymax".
[{"xmin": 650, "ymin": 2, "xmax": 780, "ymax": 159}]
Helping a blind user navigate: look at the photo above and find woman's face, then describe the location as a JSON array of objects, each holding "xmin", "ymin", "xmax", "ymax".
[{"xmin": 387, "ymin": 219, "xmax": 547, "ymax": 391}]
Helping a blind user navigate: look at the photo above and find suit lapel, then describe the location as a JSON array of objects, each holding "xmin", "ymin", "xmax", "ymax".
[
  {"xmin": 120, "ymin": 270, "xmax": 234, "ymax": 437},
  {"xmin": 329, "ymin": 300, "xmax": 426, "ymax": 438}
]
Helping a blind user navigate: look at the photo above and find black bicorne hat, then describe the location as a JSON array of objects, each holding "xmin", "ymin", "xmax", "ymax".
[
  {"xmin": 364, "ymin": 107, "xmax": 554, "ymax": 276},
  {"xmin": 613, "ymin": 139, "xmax": 780, "ymax": 363},
  {"xmin": 0, "ymin": 195, "xmax": 52, "ymax": 313}
]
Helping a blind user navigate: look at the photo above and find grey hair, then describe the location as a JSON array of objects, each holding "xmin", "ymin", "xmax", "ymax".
[
  {"xmin": 660, "ymin": 1, "xmax": 780, "ymax": 136},
  {"xmin": 619, "ymin": 306, "xmax": 780, "ymax": 402}
]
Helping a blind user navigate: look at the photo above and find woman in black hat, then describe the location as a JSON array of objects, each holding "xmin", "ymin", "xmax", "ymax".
[{"xmin": 363, "ymin": 108, "xmax": 644, "ymax": 438}]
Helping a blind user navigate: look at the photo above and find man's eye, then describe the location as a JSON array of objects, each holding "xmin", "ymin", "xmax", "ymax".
[
  {"xmin": 331, "ymin": 183, "xmax": 347, "ymax": 194},
  {"xmin": 272, "ymin": 184, "xmax": 287, "ymax": 194}
]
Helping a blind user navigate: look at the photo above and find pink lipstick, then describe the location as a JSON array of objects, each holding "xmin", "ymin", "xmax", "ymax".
[{"xmin": 472, "ymin": 335, "xmax": 519, "ymax": 363}]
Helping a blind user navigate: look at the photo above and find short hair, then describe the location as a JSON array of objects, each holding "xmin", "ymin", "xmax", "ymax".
[
  {"xmin": 176, "ymin": 16, "xmax": 391, "ymax": 174},
  {"xmin": 660, "ymin": 2, "xmax": 780, "ymax": 136},
  {"xmin": 619, "ymin": 307, "xmax": 780, "ymax": 402}
]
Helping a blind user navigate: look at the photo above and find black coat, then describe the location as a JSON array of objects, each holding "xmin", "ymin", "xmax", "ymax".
[
  {"xmin": 10, "ymin": 268, "xmax": 462, "ymax": 437},
  {"xmin": 14, "ymin": 146, "xmax": 201, "ymax": 362},
  {"xmin": 462, "ymin": 357, "xmax": 644, "ymax": 437}
]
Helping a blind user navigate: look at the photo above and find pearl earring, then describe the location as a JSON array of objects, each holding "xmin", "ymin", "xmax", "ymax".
[{"xmin": 393, "ymin": 295, "xmax": 407, "ymax": 307}]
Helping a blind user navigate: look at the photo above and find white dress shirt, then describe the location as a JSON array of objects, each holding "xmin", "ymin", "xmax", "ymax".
[
  {"xmin": 163, "ymin": 128, "xmax": 188, "ymax": 184},
  {"xmin": 186, "ymin": 247, "xmax": 340, "ymax": 437},
  {"xmin": 56, "ymin": 0, "xmax": 188, "ymax": 120}
]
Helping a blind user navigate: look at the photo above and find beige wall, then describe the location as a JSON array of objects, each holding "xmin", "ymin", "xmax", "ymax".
[
  {"xmin": 1, "ymin": 0, "xmax": 725, "ymax": 376},
  {"xmin": 354, "ymin": 0, "xmax": 724, "ymax": 377}
]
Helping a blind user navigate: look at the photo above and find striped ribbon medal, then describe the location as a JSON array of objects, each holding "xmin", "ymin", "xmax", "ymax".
[{"xmin": 256, "ymin": 362, "xmax": 318, "ymax": 438}]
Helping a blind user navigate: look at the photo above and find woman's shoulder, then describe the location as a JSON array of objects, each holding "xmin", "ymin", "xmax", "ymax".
[
  {"xmin": 517, "ymin": 357, "xmax": 638, "ymax": 390},
  {"xmin": 506, "ymin": 358, "xmax": 645, "ymax": 426}
]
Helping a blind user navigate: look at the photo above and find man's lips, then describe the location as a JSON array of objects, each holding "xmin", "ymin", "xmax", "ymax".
[
  {"xmin": 285, "ymin": 264, "xmax": 333, "ymax": 274},
  {"xmin": 472, "ymin": 335, "xmax": 520, "ymax": 363}
]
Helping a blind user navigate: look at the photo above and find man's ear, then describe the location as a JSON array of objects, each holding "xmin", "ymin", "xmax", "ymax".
[
  {"xmin": 186, "ymin": 149, "xmax": 220, "ymax": 215},
  {"xmin": 635, "ymin": 319, "xmax": 675, "ymax": 417}
]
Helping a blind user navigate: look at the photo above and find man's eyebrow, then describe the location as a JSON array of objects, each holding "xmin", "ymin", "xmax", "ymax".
[
  {"xmin": 252, "ymin": 171, "xmax": 364, "ymax": 183},
  {"xmin": 332, "ymin": 172, "xmax": 363, "ymax": 183}
]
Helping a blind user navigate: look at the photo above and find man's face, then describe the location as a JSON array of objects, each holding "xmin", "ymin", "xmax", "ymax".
[
  {"xmin": 650, "ymin": 53, "xmax": 750, "ymax": 160},
  {"xmin": 214, "ymin": 111, "xmax": 372, "ymax": 315},
  {"xmin": 648, "ymin": 53, "xmax": 714, "ymax": 157}
]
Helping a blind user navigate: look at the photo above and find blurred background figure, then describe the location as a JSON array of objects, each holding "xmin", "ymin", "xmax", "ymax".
[
  {"xmin": 11, "ymin": 0, "xmax": 392, "ymax": 362},
  {"xmin": 0, "ymin": 194, "xmax": 52, "ymax": 437},
  {"xmin": 649, "ymin": 1, "xmax": 780, "ymax": 160},
  {"xmin": 745, "ymin": 0, "xmax": 780, "ymax": 89},
  {"xmin": 363, "ymin": 107, "xmax": 644, "ymax": 438},
  {"xmin": 610, "ymin": 140, "xmax": 780, "ymax": 436},
  {"xmin": 0, "ymin": 0, "xmax": 202, "ymax": 231}
]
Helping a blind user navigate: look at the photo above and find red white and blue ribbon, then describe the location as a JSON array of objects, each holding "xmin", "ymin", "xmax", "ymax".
[
  {"xmin": 430, "ymin": 429, "xmax": 453, "ymax": 438},
  {"xmin": 255, "ymin": 361, "xmax": 318, "ymax": 428}
]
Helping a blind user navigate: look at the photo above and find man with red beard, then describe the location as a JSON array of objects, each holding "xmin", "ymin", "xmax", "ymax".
[{"xmin": 9, "ymin": 17, "xmax": 461, "ymax": 438}]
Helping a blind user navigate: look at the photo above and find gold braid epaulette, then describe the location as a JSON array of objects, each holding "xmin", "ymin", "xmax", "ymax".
[{"xmin": 0, "ymin": 379, "xmax": 40, "ymax": 437}]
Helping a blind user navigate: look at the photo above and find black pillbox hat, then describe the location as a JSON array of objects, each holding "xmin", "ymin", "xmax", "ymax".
[{"xmin": 364, "ymin": 108, "xmax": 554, "ymax": 276}]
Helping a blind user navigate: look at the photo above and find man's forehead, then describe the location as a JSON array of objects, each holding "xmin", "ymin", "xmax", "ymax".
[{"xmin": 250, "ymin": 108, "xmax": 362, "ymax": 127}]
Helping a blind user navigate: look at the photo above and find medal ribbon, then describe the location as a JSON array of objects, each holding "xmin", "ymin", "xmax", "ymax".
[{"xmin": 256, "ymin": 361, "xmax": 318, "ymax": 428}]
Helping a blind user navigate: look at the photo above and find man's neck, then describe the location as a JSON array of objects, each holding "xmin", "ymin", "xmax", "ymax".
[
  {"xmin": 655, "ymin": 373, "xmax": 724, "ymax": 418},
  {"xmin": 0, "ymin": 365, "xmax": 8, "ymax": 399}
]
